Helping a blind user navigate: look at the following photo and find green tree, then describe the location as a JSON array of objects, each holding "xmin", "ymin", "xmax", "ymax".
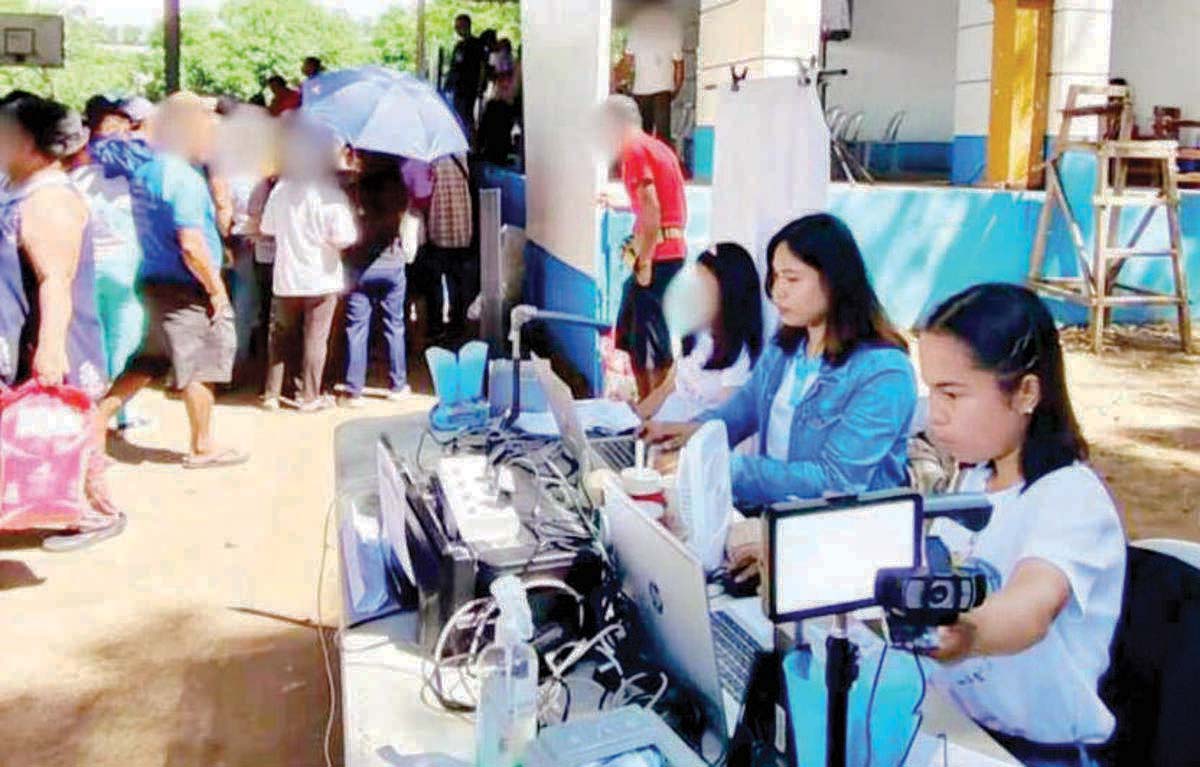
[
  {"xmin": 374, "ymin": 0, "xmax": 521, "ymax": 78},
  {"xmin": 146, "ymin": 0, "xmax": 378, "ymax": 101}
]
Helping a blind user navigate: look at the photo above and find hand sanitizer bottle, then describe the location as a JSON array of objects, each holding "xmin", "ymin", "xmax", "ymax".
[{"xmin": 475, "ymin": 576, "xmax": 538, "ymax": 767}]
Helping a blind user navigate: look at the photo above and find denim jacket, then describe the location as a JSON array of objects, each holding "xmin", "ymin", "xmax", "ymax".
[{"xmin": 698, "ymin": 340, "xmax": 917, "ymax": 507}]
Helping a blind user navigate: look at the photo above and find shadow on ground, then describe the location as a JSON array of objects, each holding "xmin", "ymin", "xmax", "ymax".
[
  {"xmin": 0, "ymin": 608, "xmax": 343, "ymax": 767},
  {"xmin": 0, "ymin": 559, "xmax": 44, "ymax": 590}
]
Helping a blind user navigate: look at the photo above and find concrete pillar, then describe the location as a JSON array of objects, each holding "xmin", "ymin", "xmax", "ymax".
[
  {"xmin": 1047, "ymin": 0, "xmax": 1113, "ymax": 139},
  {"xmin": 951, "ymin": 0, "xmax": 994, "ymax": 185},
  {"xmin": 952, "ymin": 0, "xmax": 1114, "ymax": 185},
  {"xmin": 693, "ymin": 0, "xmax": 822, "ymax": 181}
]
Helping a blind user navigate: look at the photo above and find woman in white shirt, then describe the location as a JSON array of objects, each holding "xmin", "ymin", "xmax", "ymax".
[
  {"xmin": 259, "ymin": 121, "xmax": 358, "ymax": 412},
  {"xmin": 637, "ymin": 243, "xmax": 763, "ymax": 423},
  {"xmin": 919, "ymin": 283, "xmax": 1126, "ymax": 767}
]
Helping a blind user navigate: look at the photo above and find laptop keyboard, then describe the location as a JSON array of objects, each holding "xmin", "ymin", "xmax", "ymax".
[
  {"xmin": 593, "ymin": 438, "xmax": 636, "ymax": 471},
  {"xmin": 712, "ymin": 611, "xmax": 759, "ymax": 701}
]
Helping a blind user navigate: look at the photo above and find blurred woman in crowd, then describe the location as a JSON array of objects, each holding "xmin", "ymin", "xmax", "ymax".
[
  {"xmin": 0, "ymin": 93, "xmax": 124, "ymax": 549},
  {"xmin": 341, "ymin": 151, "xmax": 413, "ymax": 406},
  {"xmin": 259, "ymin": 118, "xmax": 358, "ymax": 412}
]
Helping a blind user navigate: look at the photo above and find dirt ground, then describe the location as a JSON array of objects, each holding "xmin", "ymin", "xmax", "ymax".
[{"xmin": 1, "ymin": 328, "xmax": 1197, "ymax": 767}]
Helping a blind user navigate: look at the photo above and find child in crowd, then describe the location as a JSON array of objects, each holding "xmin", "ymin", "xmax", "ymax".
[
  {"xmin": 637, "ymin": 242, "xmax": 762, "ymax": 423},
  {"xmin": 920, "ymin": 283, "xmax": 1126, "ymax": 767}
]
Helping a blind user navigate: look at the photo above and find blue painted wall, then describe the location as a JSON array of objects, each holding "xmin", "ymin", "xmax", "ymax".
[
  {"xmin": 951, "ymin": 135, "xmax": 988, "ymax": 186},
  {"xmin": 691, "ymin": 128, "xmax": 952, "ymax": 180},
  {"xmin": 599, "ymin": 180, "xmax": 1200, "ymax": 330},
  {"xmin": 485, "ymin": 166, "xmax": 1199, "ymax": 389}
]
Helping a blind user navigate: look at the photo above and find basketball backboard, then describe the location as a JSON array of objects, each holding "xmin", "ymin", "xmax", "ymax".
[{"xmin": 0, "ymin": 14, "xmax": 64, "ymax": 68}]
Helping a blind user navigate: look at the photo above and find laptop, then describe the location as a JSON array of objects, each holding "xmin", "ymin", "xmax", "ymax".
[
  {"xmin": 532, "ymin": 362, "xmax": 637, "ymax": 473},
  {"xmin": 604, "ymin": 477, "xmax": 774, "ymax": 738}
]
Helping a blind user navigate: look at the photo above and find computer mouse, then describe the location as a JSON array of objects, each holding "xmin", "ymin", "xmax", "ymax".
[{"xmin": 721, "ymin": 567, "xmax": 761, "ymax": 599}]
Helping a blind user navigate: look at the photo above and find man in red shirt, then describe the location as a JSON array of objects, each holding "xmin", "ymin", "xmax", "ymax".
[{"xmin": 600, "ymin": 94, "xmax": 688, "ymax": 398}]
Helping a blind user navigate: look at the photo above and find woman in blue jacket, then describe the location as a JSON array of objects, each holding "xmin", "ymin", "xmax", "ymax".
[{"xmin": 644, "ymin": 214, "xmax": 917, "ymax": 507}]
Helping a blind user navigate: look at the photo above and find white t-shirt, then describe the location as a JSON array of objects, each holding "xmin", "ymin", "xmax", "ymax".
[
  {"xmin": 260, "ymin": 178, "xmax": 358, "ymax": 297},
  {"xmin": 69, "ymin": 165, "xmax": 138, "ymax": 264},
  {"xmin": 655, "ymin": 332, "xmax": 751, "ymax": 422},
  {"xmin": 929, "ymin": 463, "xmax": 1126, "ymax": 745},
  {"xmin": 765, "ymin": 353, "xmax": 820, "ymax": 461},
  {"xmin": 626, "ymin": 5, "xmax": 684, "ymax": 96}
]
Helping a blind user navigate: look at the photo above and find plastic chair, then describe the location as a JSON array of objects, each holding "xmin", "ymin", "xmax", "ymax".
[
  {"xmin": 841, "ymin": 111, "xmax": 865, "ymax": 143},
  {"xmin": 1100, "ymin": 541, "xmax": 1200, "ymax": 766},
  {"xmin": 1133, "ymin": 538, "xmax": 1200, "ymax": 570}
]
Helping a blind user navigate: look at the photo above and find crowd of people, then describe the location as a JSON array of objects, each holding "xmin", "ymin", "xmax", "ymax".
[
  {"xmin": 444, "ymin": 13, "xmax": 524, "ymax": 165},
  {"xmin": 0, "ymin": 55, "xmax": 479, "ymax": 549}
]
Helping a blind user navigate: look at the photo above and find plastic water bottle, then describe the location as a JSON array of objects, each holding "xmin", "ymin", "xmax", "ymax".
[{"xmin": 475, "ymin": 576, "xmax": 538, "ymax": 767}]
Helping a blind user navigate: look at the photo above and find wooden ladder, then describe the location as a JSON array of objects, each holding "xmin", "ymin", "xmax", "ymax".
[{"xmin": 1028, "ymin": 84, "xmax": 1193, "ymax": 353}]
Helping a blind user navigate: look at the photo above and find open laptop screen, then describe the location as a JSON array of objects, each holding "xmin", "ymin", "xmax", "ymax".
[{"xmin": 767, "ymin": 490, "xmax": 922, "ymax": 622}]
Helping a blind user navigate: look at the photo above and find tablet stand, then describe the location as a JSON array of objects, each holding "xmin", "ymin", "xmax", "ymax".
[{"xmin": 825, "ymin": 614, "xmax": 859, "ymax": 767}]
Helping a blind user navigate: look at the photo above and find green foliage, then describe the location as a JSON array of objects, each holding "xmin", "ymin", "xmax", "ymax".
[
  {"xmin": 0, "ymin": 0, "xmax": 521, "ymax": 108},
  {"xmin": 148, "ymin": 0, "xmax": 378, "ymax": 101},
  {"xmin": 374, "ymin": 0, "xmax": 521, "ymax": 77}
]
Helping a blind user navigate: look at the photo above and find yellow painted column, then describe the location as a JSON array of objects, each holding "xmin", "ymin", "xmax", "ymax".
[{"xmin": 987, "ymin": 0, "xmax": 1053, "ymax": 188}]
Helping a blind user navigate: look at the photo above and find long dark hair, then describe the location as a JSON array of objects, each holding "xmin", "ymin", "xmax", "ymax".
[
  {"xmin": 922, "ymin": 283, "xmax": 1088, "ymax": 488},
  {"xmin": 683, "ymin": 242, "xmax": 764, "ymax": 370},
  {"xmin": 765, "ymin": 214, "xmax": 907, "ymax": 365}
]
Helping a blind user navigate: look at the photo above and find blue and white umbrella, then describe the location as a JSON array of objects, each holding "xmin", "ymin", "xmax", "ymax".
[{"xmin": 301, "ymin": 66, "xmax": 468, "ymax": 162}]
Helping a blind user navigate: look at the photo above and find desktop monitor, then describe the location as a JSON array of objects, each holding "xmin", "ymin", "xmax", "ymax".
[{"xmin": 765, "ymin": 489, "xmax": 922, "ymax": 622}]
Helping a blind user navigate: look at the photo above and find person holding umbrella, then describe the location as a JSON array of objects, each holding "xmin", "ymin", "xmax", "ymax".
[{"xmin": 598, "ymin": 94, "xmax": 688, "ymax": 399}]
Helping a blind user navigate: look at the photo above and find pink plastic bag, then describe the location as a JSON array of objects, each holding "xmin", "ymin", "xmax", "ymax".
[{"xmin": 0, "ymin": 381, "xmax": 95, "ymax": 531}]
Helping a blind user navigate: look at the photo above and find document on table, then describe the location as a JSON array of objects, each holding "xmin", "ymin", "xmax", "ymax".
[{"xmin": 513, "ymin": 400, "xmax": 641, "ymax": 437}]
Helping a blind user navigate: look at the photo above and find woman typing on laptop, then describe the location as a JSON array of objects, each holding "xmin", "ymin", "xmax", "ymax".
[
  {"xmin": 643, "ymin": 213, "xmax": 917, "ymax": 508},
  {"xmin": 635, "ymin": 242, "xmax": 764, "ymax": 423}
]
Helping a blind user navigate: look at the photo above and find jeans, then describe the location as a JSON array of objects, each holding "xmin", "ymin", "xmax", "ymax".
[
  {"xmin": 226, "ymin": 238, "xmax": 261, "ymax": 368},
  {"xmin": 345, "ymin": 260, "xmax": 407, "ymax": 396}
]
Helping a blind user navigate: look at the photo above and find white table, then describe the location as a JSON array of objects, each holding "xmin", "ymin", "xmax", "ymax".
[{"xmin": 333, "ymin": 415, "xmax": 1019, "ymax": 767}]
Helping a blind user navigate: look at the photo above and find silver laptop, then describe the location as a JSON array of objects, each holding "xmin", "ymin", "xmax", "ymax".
[
  {"xmin": 532, "ymin": 362, "xmax": 637, "ymax": 473},
  {"xmin": 603, "ymin": 477, "xmax": 774, "ymax": 738}
]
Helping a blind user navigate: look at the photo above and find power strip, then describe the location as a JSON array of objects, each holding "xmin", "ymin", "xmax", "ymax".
[{"xmin": 435, "ymin": 454, "xmax": 521, "ymax": 546}]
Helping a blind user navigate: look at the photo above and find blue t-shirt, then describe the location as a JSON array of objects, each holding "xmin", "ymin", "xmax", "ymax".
[{"xmin": 129, "ymin": 154, "xmax": 223, "ymax": 286}]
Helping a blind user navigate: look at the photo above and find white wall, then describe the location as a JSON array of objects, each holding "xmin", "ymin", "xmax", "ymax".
[
  {"xmin": 1111, "ymin": 0, "xmax": 1200, "ymax": 130},
  {"xmin": 696, "ymin": 0, "xmax": 823, "ymax": 125},
  {"xmin": 520, "ymin": 0, "xmax": 612, "ymax": 277},
  {"xmin": 824, "ymin": 0, "xmax": 959, "ymax": 142},
  {"xmin": 954, "ymin": 0, "xmax": 992, "ymax": 138}
]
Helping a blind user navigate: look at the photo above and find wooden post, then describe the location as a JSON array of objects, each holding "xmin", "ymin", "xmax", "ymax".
[
  {"xmin": 164, "ymin": 0, "xmax": 180, "ymax": 94},
  {"xmin": 416, "ymin": 0, "xmax": 427, "ymax": 79}
]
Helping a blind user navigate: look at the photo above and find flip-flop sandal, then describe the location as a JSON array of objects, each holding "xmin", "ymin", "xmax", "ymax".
[
  {"xmin": 182, "ymin": 448, "xmax": 250, "ymax": 470},
  {"xmin": 42, "ymin": 512, "xmax": 128, "ymax": 553}
]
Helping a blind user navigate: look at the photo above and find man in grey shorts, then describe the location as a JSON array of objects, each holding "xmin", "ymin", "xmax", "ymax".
[{"xmin": 94, "ymin": 94, "xmax": 249, "ymax": 469}]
